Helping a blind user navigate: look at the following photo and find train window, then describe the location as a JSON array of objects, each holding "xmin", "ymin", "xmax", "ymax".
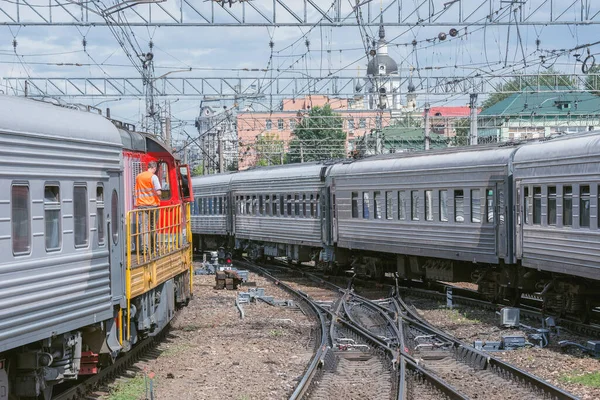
[
  {"xmin": 294, "ymin": 194, "xmax": 300, "ymax": 217},
  {"xmin": 425, "ymin": 190, "xmax": 433, "ymax": 221},
  {"xmin": 398, "ymin": 191, "xmax": 406, "ymax": 220},
  {"xmin": 533, "ymin": 187, "xmax": 542, "ymax": 225},
  {"xmin": 73, "ymin": 185, "xmax": 89, "ymax": 248},
  {"xmin": 287, "ymin": 195, "xmax": 292, "ymax": 217},
  {"xmin": 252, "ymin": 196, "xmax": 257, "ymax": 215},
  {"xmin": 310, "ymin": 194, "xmax": 315, "ymax": 218},
  {"xmin": 246, "ymin": 196, "xmax": 251, "ymax": 215},
  {"xmin": 563, "ymin": 186, "xmax": 573, "ymax": 227},
  {"xmin": 302, "ymin": 194, "xmax": 307, "ymax": 217},
  {"xmin": 193, "ymin": 197, "xmax": 199, "ymax": 215},
  {"xmin": 580, "ymin": 185, "xmax": 590, "ymax": 228},
  {"xmin": 411, "ymin": 191, "xmax": 419, "ymax": 221},
  {"xmin": 471, "ymin": 189, "xmax": 481, "ymax": 223},
  {"xmin": 157, "ymin": 162, "xmax": 171, "ymax": 200},
  {"xmin": 374, "ymin": 191, "xmax": 382, "ymax": 219},
  {"xmin": 385, "ymin": 191, "xmax": 393, "ymax": 220},
  {"xmin": 486, "ymin": 189, "xmax": 494, "ymax": 223},
  {"xmin": 111, "ymin": 190, "xmax": 119, "ymax": 245},
  {"xmin": 454, "ymin": 190, "xmax": 464, "ymax": 222},
  {"xmin": 97, "ymin": 185, "xmax": 105, "ymax": 246},
  {"xmin": 259, "ymin": 195, "xmax": 264, "ymax": 216},
  {"xmin": 439, "ymin": 190, "xmax": 448, "ymax": 222},
  {"xmin": 265, "ymin": 195, "xmax": 271, "ymax": 216},
  {"xmin": 316, "ymin": 194, "xmax": 320, "ymax": 217},
  {"xmin": 363, "ymin": 192, "xmax": 370, "ymax": 218},
  {"xmin": 214, "ymin": 197, "xmax": 218, "ymax": 215},
  {"xmin": 44, "ymin": 184, "xmax": 61, "ymax": 251},
  {"xmin": 351, "ymin": 192, "xmax": 359, "ymax": 218},
  {"xmin": 219, "ymin": 197, "xmax": 223, "ymax": 215},
  {"xmin": 208, "ymin": 198, "xmax": 213, "ymax": 215},
  {"xmin": 12, "ymin": 184, "xmax": 31, "ymax": 255},
  {"xmin": 523, "ymin": 187, "xmax": 530, "ymax": 225},
  {"xmin": 273, "ymin": 194, "xmax": 278, "ymax": 216},
  {"xmin": 547, "ymin": 187, "xmax": 557, "ymax": 225}
]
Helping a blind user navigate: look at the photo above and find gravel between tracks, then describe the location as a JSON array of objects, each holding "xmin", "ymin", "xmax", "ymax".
[
  {"xmin": 101, "ymin": 267, "xmax": 315, "ymax": 400},
  {"xmin": 406, "ymin": 295, "xmax": 600, "ymax": 400}
]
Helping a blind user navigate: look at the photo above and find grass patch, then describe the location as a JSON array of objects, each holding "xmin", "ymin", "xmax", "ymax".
[
  {"xmin": 181, "ymin": 324, "xmax": 200, "ymax": 332},
  {"xmin": 269, "ymin": 329, "xmax": 284, "ymax": 337},
  {"xmin": 447, "ymin": 309, "xmax": 481, "ymax": 324},
  {"xmin": 107, "ymin": 375, "xmax": 148, "ymax": 400},
  {"xmin": 161, "ymin": 343, "xmax": 190, "ymax": 357},
  {"xmin": 561, "ymin": 371, "xmax": 600, "ymax": 388}
]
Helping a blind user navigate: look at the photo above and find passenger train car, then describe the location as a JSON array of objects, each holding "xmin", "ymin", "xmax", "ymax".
[
  {"xmin": 0, "ymin": 95, "xmax": 193, "ymax": 399},
  {"xmin": 192, "ymin": 132, "xmax": 600, "ymax": 321}
]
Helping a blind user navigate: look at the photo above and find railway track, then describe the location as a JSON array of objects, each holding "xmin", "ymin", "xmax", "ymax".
[{"xmin": 240, "ymin": 259, "xmax": 579, "ymax": 400}]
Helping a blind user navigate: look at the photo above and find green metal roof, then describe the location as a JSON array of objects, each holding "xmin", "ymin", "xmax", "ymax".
[
  {"xmin": 480, "ymin": 87, "xmax": 600, "ymax": 116},
  {"xmin": 379, "ymin": 125, "xmax": 448, "ymax": 150}
]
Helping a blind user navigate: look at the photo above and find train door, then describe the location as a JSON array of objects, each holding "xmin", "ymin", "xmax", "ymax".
[
  {"xmin": 331, "ymin": 182, "xmax": 338, "ymax": 244},
  {"xmin": 107, "ymin": 171, "xmax": 124, "ymax": 306},
  {"xmin": 514, "ymin": 180, "xmax": 523, "ymax": 259},
  {"xmin": 495, "ymin": 182, "xmax": 508, "ymax": 258}
]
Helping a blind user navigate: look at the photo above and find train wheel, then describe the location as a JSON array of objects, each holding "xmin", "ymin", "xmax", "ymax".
[
  {"xmin": 578, "ymin": 298, "xmax": 592, "ymax": 324},
  {"xmin": 503, "ymin": 287, "xmax": 522, "ymax": 307}
]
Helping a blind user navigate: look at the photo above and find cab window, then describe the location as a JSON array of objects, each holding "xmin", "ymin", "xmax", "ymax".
[{"xmin": 157, "ymin": 162, "xmax": 171, "ymax": 200}]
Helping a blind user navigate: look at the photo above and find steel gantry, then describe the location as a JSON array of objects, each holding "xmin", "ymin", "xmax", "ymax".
[
  {"xmin": 0, "ymin": 0, "xmax": 599, "ymax": 27},
  {"xmin": 4, "ymin": 73, "xmax": 600, "ymax": 98}
]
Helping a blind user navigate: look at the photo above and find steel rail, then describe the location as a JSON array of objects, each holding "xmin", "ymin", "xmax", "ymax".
[{"xmin": 394, "ymin": 296, "xmax": 579, "ymax": 400}]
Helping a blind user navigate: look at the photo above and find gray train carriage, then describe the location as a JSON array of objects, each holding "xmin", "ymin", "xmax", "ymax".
[
  {"xmin": 326, "ymin": 146, "xmax": 517, "ymax": 293},
  {"xmin": 230, "ymin": 163, "xmax": 326, "ymax": 262},
  {"xmin": 0, "ymin": 96, "xmax": 123, "ymax": 398},
  {"xmin": 191, "ymin": 173, "xmax": 233, "ymax": 252},
  {"xmin": 513, "ymin": 132, "xmax": 600, "ymax": 320}
]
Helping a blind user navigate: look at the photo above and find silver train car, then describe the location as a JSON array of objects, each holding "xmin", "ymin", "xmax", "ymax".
[
  {"xmin": 192, "ymin": 132, "xmax": 600, "ymax": 319},
  {"xmin": 0, "ymin": 95, "xmax": 193, "ymax": 399}
]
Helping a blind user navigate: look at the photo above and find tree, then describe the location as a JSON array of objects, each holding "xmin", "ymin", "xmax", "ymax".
[
  {"xmin": 585, "ymin": 65, "xmax": 600, "ymax": 96},
  {"xmin": 482, "ymin": 69, "xmax": 576, "ymax": 109},
  {"xmin": 287, "ymin": 105, "xmax": 347, "ymax": 163},
  {"xmin": 191, "ymin": 163, "xmax": 204, "ymax": 176},
  {"xmin": 452, "ymin": 118, "xmax": 470, "ymax": 146},
  {"xmin": 254, "ymin": 132, "xmax": 285, "ymax": 167}
]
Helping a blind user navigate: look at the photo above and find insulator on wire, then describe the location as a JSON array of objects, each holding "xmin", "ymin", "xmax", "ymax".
[
  {"xmin": 82, "ymin": 38, "xmax": 87, "ymax": 51},
  {"xmin": 12, "ymin": 38, "xmax": 17, "ymax": 51}
]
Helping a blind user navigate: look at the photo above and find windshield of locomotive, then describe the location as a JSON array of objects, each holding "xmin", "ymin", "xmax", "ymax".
[{"xmin": 158, "ymin": 161, "xmax": 171, "ymax": 200}]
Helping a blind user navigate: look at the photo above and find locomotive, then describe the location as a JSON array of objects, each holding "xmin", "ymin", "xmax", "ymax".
[
  {"xmin": 0, "ymin": 95, "xmax": 193, "ymax": 399},
  {"xmin": 191, "ymin": 131, "xmax": 600, "ymax": 322}
]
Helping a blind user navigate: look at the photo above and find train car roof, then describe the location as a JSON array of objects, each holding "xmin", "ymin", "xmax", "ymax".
[
  {"xmin": 512, "ymin": 131, "xmax": 600, "ymax": 166},
  {"xmin": 192, "ymin": 172, "xmax": 234, "ymax": 186},
  {"xmin": 230, "ymin": 162, "xmax": 326, "ymax": 183},
  {"xmin": 329, "ymin": 143, "xmax": 519, "ymax": 176},
  {"xmin": 0, "ymin": 95, "xmax": 122, "ymax": 146}
]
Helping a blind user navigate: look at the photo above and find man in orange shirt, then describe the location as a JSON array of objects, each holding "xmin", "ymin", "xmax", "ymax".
[{"xmin": 135, "ymin": 161, "xmax": 162, "ymax": 255}]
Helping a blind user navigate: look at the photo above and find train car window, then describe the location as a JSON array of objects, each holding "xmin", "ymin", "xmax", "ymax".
[
  {"xmin": 302, "ymin": 194, "xmax": 307, "ymax": 217},
  {"xmin": 265, "ymin": 195, "xmax": 271, "ymax": 216},
  {"xmin": 580, "ymin": 185, "xmax": 590, "ymax": 228},
  {"xmin": 524, "ymin": 187, "xmax": 530, "ymax": 224},
  {"xmin": 363, "ymin": 192, "xmax": 370, "ymax": 219},
  {"xmin": 425, "ymin": 190, "xmax": 433, "ymax": 221},
  {"xmin": 73, "ymin": 185, "xmax": 89, "ymax": 247},
  {"xmin": 44, "ymin": 184, "xmax": 61, "ymax": 251},
  {"xmin": 385, "ymin": 191, "xmax": 393, "ymax": 220},
  {"xmin": 310, "ymin": 194, "xmax": 315, "ymax": 218},
  {"xmin": 547, "ymin": 187, "xmax": 557, "ymax": 225},
  {"xmin": 252, "ymin": 195, "xmax": 257, "ymax": 215},
  {"xmin": 287, "ymin": 195, "xmax": 292, "ymax": 216},
  {"xmin": 439, "ymin": 190, "xmax": 448, "ymax": 222},
  {"xmin": 398, "ymin": 191, "xmax": 406, "ymax": 220},
  {"xmin": 245, "ymin": 196, "xmax": 251, "ymax": 215},
  {"xmin": 411, "ymin": 191, "xmax": 419, "ymax": 221},
  {"xmin": 533, "ymin": 187, "xmax": 542, "ymax": 225},
  {"xmin": 208, "ymin": 197, "xmax": 213, "ymax": 215},
  {"xmin": 294, "ymin": 194, "xmax": 300, "ymax": 217},
  {"xmin": 204, "ymin": 198, "xmax": 209, "ymax": 215},
  {"xmin": 12, "ymin": 184, "xmax": 31, "ymax": 255},
  {"xmin": 471, "ymin": 189, "xmax": 481, "ymax": 223},
  {"xmin": 214, "ymin": 197, "xmax": 218, "ymax": 215},
  {"xmin": 97, "ymin": 185, "xmax": 105, "ymax": 246},
  {"xmin": 563, "ymin": 186, "xmax": 573, "ymax": 227},
  {"xmin": 259, "ymin": 195, "xmax": 264, "ymax": 216},
  {"xmin": 273, "ymin": 194, "xmax": 278, "ymax": 216},
  {"xmin": 351, "ymin": 192, "xmax": 359, "ymax": 218},
  {"xmin": 111, "ymin": 190, "xmax": 119, "ymax": 245},
  {"xmin": 219, "ymin": 197, "xmax": 223, "ymax": 215},
  {"xmin": 454, "ymin": 190, "xmax": 464, "ymax": 222},
  {"xmin": 486, "ymin": 189, "xmax": 494, "ymax": 223},
  {"xmin": 157, "ymin": 162, "xmax": 171, "ymax": 200},
  {"xmin": 316, "ymin": 194, "xmax": 321, "ymax": 217},
  {"xmin": 374, "ymin": 191, "xmax": 382, "ymax": 219}
]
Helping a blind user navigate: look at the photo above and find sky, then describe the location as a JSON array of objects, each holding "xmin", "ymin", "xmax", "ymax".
[{"xmin": 1, "ymin": 0, "xmax": 600, "ymax": 144}]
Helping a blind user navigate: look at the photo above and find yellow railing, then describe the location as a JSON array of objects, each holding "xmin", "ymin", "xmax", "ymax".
[{"xmin": 123, "ymin": 203, "xmax": 191, "ymax": 342}]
